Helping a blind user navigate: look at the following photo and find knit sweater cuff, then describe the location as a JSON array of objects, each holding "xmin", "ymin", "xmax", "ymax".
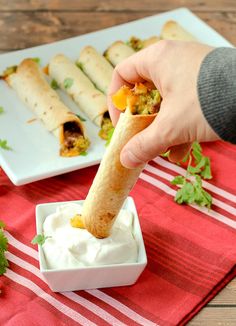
[{"xmin": 197, "ymin": 47, "xmax": 236, "ymax": 144}]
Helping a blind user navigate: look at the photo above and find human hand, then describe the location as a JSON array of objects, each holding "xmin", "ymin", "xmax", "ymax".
[{"xmin": 107, "ymin": 40, "xmax": 220, "ymax": 168}]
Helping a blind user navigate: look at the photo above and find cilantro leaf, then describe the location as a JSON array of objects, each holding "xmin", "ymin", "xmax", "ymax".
[
  {"xmin": 188, "ymin": 141, "xmax": 212, "ymax": 180},
  {"xmin": 175, "ymin": 181, "xmax": 195, "ymax": 205},
  {"xmin": 51, "ymin": 79, "xmax": 59, "ymax": 90},
  {"xmin": 181, "ymin": 151, "xmax": 190, "ymax": 163},
  {"xmin": 76, "ymin": 114, "xmax": 86, "ymax": 122},
  {"xmin": 200, "ymin": 157, "xmax": 212, "ymax": 179},
  {"xmin": 171, "ymin": 141, "xmax": 213, "ymax": 209},
  {"xmin": 187, "ymin": 156, "xmax": 207, "ymax": 175},
  {"xmin": 160, "ymin": 150, "xmax": 170, "ymax": 158},
  {"xmin": 0, "ymin": 251, "xmax": 9, "ymax": 275},
  {"xmin": 0, "ymin": 220, "xmax": 6, "ymax": 228},
  {"xmin": 80, "ymin": 151, "xmax": 88, "ymax": 156},
  {"xmin": 63, "ymin": 78, "xmax": 73, "ymax": 89},
  {"xmin": 0, "ymin": 106, "xmax": 4, "ymax": 114},
  {"xmin": 31, "ymin": 234, "xmax": 50, "ymax": 246},
  {"xmin": 0, "ymin": 231, "xmax": 8, "ymax": 252},
  {"xmin": 0, "ymin": 224, "xmax": 8, "ymax": 276},
  {"xmin": 173, "ymin": 175, "xmax": 212, "ymax": 208},
  {"xmin": 171, "ymin": 176, "xmax": 185, "ymax": 185},
  {"xmin": 0, "ymin": 139, "xmax": 12, "ymax": 150},
  {"xmin": 31, "ymin": 57, "xmax": 41, "ymax": 64}
]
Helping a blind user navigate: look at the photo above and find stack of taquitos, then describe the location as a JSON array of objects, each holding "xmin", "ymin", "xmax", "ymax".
[
  {"xmin": 81, "ymin": 83, "xmax": 161, "ymax": 238},
  {"xmin": 6, "ymin": 59, "xmax": 90, "ymax": 157}
]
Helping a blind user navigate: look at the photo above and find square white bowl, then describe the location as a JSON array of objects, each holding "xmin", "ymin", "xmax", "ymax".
[{"xmin": 35, "ymin": 196, "xmax": 147, "ymax": 292}]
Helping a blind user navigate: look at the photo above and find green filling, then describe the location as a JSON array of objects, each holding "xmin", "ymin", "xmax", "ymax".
[
  {"xmin": 99, "ymin": 117, "xmax": 114, "ymax": 140},
  {"xmin": 0, "ymin": 65, "xmax": 17, "ymax": 78},
  {"xmin": 127, "ymin": 37, "xmax": 144, "ymax": 51},
  {"xmin": 135, "ymin": 90, "xmax": 161, "ymax": 115}
]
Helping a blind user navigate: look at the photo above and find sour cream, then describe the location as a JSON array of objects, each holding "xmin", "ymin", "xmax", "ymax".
[{"xmin": 42, "ymin": 203, "xmax": 138, "ymax": 269}]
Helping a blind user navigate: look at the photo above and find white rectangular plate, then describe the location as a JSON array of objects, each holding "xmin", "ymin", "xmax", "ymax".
[{"xmin": 0, "ymin": 7, "xmax": 232, "ymax": 185}]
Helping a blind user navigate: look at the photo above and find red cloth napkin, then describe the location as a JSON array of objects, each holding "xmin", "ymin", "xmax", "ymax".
[{"xmin": 0, "ymin": 141, "xmax": 236, "ymax": 326}]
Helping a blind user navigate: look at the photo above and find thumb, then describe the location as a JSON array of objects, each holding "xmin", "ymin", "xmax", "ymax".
[{"xmin": 120, "ymin": 116, "xmax": 171, "ymax": 169}]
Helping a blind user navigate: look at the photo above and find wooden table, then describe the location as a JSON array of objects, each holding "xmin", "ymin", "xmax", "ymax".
[{"xmin": 0, "ymin": 0, "xmax": 235, "ymax": 324}]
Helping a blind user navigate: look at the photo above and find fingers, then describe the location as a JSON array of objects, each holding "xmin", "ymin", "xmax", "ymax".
[
  {"xmin": 107, "ymin": 69, "xmax": 132, "ymax": 126},
  {"xmin": 120, "ymin": 113, "xmax": 173, "ymax": 169},
  {"xmin": 108, "ymin": 45, "xmax": 158, "ymax": 126},
  {"xmin": 168, "ymin": 143, "xmax": 192, "ymax": 163}
]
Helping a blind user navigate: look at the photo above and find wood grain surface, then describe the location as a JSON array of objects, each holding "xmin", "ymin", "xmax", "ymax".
[{"xmin": 0, "ymin": 0, "xmax": 235, "ymax": 324}]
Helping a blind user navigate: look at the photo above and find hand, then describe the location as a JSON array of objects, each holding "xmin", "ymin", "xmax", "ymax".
[{"xmin": 107, "ymin": 40, "xmax": 220, "ymax": 168}]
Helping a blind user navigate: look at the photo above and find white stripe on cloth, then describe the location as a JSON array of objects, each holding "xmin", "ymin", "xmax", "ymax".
[
  {"xmin": 140, "ymin": 172, "xmax": 236, "ymax": 230},
  {"xmin": 6, "ymin": 235, "xmax": 155, "ymax": 325},
  {"xmin": 6, "ymin": 252, "xmax": 127, "ymax": 326},
  {"xmin": 153, "ymin": 157, "xmax": 236, "ymax": 203},
  {"xmin": 5, "ymin": 231, "xmax": 38, "ymax": 259},
  {"xmin": 5, "ymin": 269, "xmax": 96, "ymax": 326},
  {"xmin": 86, "ymin": 289, "xmax": 158, "ymax": 326},
  {"xmin": 144, "ymin": 164, "xmax": 236, "ymax": 216}
]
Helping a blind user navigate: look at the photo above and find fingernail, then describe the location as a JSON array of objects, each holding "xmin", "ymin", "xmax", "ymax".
[{"xmin": 121, "ymin": 149, "xmax": 144, "ymax": 169}]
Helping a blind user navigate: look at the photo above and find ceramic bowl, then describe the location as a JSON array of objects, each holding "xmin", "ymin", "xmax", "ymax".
[{"xmin": 35, "ymin": 197, "xmax": 147, "ymax": 292}]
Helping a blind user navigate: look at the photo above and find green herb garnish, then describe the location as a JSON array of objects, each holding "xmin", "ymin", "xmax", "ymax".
[
  {"xmin": 80, "ymin": 151, "xmax": 88, "ymax": 156},
  {"xmin": 31, "ymin": 234, "xmax": 51, "ymax": 246},
  {"xmin": 105, "ymin": 127, "xmax": 115, "ymax": 146},
  {"xmin": 160, "ymin": 150, "xmax": 170, "ymax": 158},
  {"xmin": 31, "ymin": 57, "xmax": 41, "ymax": 64},
  {"xmin": 51, "ymin": 79, "xmax": 59, "ymax": 90},
  {"xmin": 0, "ymin": 220, "xmax": 9, "ymax": 276},
  {"xmin": 64, "ymin": 78, "xmax": 73, "ymax": 89},
  {"xmin": 0, "ymin": 139, "xmax": 12, "ymax": 150},
  {"xmin": 171, "ymin": 141, "xmax": 212, "ymax": 209},
  {"xmin": 0, "ymin": 107, "xmax": 4, "ymax": 114},
  {"xmin": 76, "ymin": 114, "xmax": 86, "ymax": 122}
]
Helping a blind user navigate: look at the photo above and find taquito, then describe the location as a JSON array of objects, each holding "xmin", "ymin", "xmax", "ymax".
[
  {"xmin": 77, "ymin": 46, "xmax": 113, "ymax": 95},
  {"xmin": 6, "ymin": 58, "xmax": 89, "ymax": 157},
  {"xmin": 104, "ymin": 41, "xmax": 135, "ymax": 66},
  {"xmin": 81, "ymin": 83, "xmax": 161, "ymax": 238},
  {"xmin": 161, "ymin": 21, "xmax": 197, "ymax": 41},
  {"xmin": 49, "ymin": 54, "xmax": 113, "ymax": 139},
  {"xmin": 128, "ymin": 36, "xmax": 160, "ymax": 51}
]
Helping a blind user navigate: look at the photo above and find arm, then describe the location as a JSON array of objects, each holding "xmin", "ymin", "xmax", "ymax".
[{"xmin": 198, "ymin": 47, "xmax": 236, "ymax": 144}]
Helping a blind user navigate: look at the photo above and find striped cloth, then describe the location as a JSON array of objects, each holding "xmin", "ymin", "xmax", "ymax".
[{"xmin": 0, "ymin": 141, "xmax": 235, "ymax": 326}]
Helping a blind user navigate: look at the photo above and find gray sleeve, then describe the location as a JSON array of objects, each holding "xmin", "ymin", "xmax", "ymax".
[{"xmin": 197, "ymin": 47, "xmax": 236, "ymax": 144}]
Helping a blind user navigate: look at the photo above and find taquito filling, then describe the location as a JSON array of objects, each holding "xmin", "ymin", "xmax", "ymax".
[
  {"xmin": 60, "ymin": 121, "xmax": 90, "ymax": 157},
  {"xmin": 99, "ymin": 112, "xmax": 114, "ymax": 140},
  {"xmin": 1, "ymin": 58, "xmax": 41, "ymax": 79},
  {"xmin": 112, "ymin": 82, "xmax": 161, "ymax": 114},
  {"xmin": 0, "ymin": 65, "xmax": 17, "ymax": 80},
  {"xmin": 127, "ymin": 36, "xmax": 159, "ymax": 51},
  {"xmin": 127, "ymin": 37, "xmax": 144, "ymax": 51}
]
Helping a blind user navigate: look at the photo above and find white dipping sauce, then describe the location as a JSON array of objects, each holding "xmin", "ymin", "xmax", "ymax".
[{"xmin": 42, "ymin": 203, "xmax": 138, "ymax": 269}]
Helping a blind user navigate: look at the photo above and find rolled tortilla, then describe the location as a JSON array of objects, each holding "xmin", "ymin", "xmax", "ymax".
[
  {"xmin": 161, "ymin": 20, "xmax": 197, "ymax": 41},
  {"xmin": 128, "ymin": 36, "xmax": 160, "ymax": 51},
  {"xmin": 6, "ymin": 58, "xmax": 89, "ymax": 157},
  {"xmin": 77, "ymin": 46, "xmax": 114, "ymax": 95},
  {"xmin": 82, "ymin": 84, "xmax": 161, "ymax": 238},
  {"xmin": 49, "ymin": 54, "xmax": 108, "ymax": 127},
  {"xmin": 104, "ymin": 41, "xmax": 135, "ymax": 66},
  {"xmin": 82, "ymin": 108, "xmax": 156, "ymax": 238},
  {"xmin": 143, "ymin": 36, "xmax": 160, "ymax": 48}
]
